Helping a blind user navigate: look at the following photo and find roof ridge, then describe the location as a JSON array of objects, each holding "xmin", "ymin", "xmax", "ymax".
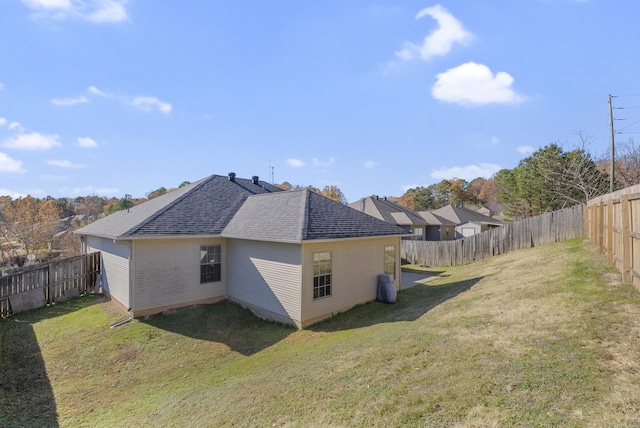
[
  {"xmin": 123, "ymin": 175, "xmax": 217, "ymax": 236},
  {"xmin": 298, "ymin": 189, "xmax": 310, "ymax": 240}
]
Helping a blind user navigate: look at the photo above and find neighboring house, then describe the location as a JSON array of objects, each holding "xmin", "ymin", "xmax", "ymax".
[
  {"xmin": 417, "ymin": 211, "xmax": 456, "ymax": 241},
  {"xmin": 477, "ymin": 203, "xmax": 508, "ymax": 220},
  {"xmin": 430, "ymin": 204, "xmax": 504, "ymax": 238},
  {"xmin": 75, "ymin": 173, "xmax": 407, "ymax": 328},
  {"xmin": 348, "ymin": 196, "xmax": 428, "ymax": 240}
]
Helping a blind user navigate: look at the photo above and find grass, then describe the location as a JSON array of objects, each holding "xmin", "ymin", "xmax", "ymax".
[{"xmin": 2, "ymin": 238, "xmax": 640, "ymax": 427}]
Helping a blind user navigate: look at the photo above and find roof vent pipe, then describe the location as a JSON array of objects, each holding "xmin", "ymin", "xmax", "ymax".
[
  {"xmin": 252, "ymin": 175, "xmax": 259, "ymax": 185},
  {"xmin": 228, "ymin": 172, "xmax": 236, "ymax": 182},
  {"xmin": 360, "ymin": 198, "xmax": 366, "ymax": 212}
]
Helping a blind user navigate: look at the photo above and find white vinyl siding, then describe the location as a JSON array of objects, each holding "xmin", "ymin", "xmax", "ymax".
[
  {"xmin": 85, "ymin": 236, "xmax": 131, "ymax": 309},
  {"xmin": 132, "ymin": 238, "xmax": 226, "ymax": 312},
  {"xmin": 227, "ymin": 239, "xmax": 302, "ymax": 323},
  {"xmin": 301, "ymin": 237, "xmax": 401, "ymax": 324}
]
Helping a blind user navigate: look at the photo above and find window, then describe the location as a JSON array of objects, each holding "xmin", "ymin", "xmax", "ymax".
[
  {"xmin": 413, "ymin": 227, "xmax": 423, "ymax": 240},
  {"xmin": 313, "ymin": 252, "xmax": 332, "ymax": 299},
  {"xmin": 200, "ymin": 245, "xmax": 221, "ymax": 283},
  {"xmin": 384, "ymin": 245, "xmax": 396, "ymax": 279}
]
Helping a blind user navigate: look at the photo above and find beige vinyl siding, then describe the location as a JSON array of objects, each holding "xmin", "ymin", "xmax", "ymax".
[
  {"xmin": 132, "ymin": 238, "xmax": 226, "ymax": 313},
  {"xmin": 227, "ymin": 239, "xmax": 302, "ymax": 324},
  {"xmin": 301, "ymin": 236, "xmax": 401, "ymax": 326},
  {"xmin": 86, "ymin": 236, "xmax": 131, "ymax": 309}
]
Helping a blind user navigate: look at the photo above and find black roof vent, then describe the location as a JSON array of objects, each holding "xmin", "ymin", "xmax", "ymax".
[
  {"xmin": 252, "ymin": 175, "xmax": 259, "ymax": 185},
  {"xmin": 228, "ymin": 172, "xmax": 236, "ymax": 182}
]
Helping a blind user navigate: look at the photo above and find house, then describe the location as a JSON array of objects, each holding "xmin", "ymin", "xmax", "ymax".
[
  {"xmin": 429, "ymin": 204, "xmax": 504, "ymax": 238},
  {"xmin": 348, "ymin": 196, "xmax": 428, "ymax": 240},
  {"xmin": 477, "ymin": 203, "xmax": 508, "ymax": 220},
  {"xmin": 417, "ymin": 211, "xmax": 456, "ymax": 241},
  {"xmin": 75, "ymin": 173, "xmax": 407, "ymax": 328},
  {"xmin": 349, "ymin": 196, "xmax": 456, "ymax": 241}
]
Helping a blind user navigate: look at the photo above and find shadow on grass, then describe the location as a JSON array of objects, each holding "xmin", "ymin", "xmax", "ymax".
[
  {"xmin": 0, "ymin": 295, "xmax": 108, "ymax": 428},
  {"xmin": 310, "ymin": 276, "xmax": 485, "ymax": 333},
  {"xmin": 0, "ymin": 321, "xmax": 59, "ymax": 427},
  {"xmin": 141, "ymin": 301, "xmax": 296, "ymax": 356}
]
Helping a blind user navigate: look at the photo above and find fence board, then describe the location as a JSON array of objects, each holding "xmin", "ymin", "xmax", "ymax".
[
  {"xmin": 0, "ymin": 252, "xmax": 100, "ymax": 317},
  {"xmin": 402, "ymin": 205, "xmax": 584, "ymax": 267}
]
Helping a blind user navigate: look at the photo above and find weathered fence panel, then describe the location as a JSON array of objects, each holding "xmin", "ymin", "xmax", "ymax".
[
  {"xmin": 0, "ymin": 252, "xmax": 101, "ymax": 317},
  {"xmin": 402, "ymin": 205, "xmax": 584, "ymax": 267},
  {"xmin": 586, "ymin": 184, "xmax": 640, "ymax": 291}
]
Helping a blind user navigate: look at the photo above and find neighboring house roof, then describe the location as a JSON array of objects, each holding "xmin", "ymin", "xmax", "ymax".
[
  {"xmin": 76, "ymin": 174, "xmax": 407, "ymax": 242},
  {"xmin": 417, "ymin": 211, "xmax": 456, "ymax": 226},
  {"xmin": 431, "ymin": 204, "xmax": 504, "ymax": 226},
  {"xmin": 223, "ymin": 189, "xmax": 406, "ymax": 243},
  {"xmin": 348, "ymin": 196, "xmax": 426, "ymax": 227}
]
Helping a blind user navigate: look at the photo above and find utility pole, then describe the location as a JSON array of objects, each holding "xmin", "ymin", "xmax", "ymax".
[{"xmin": 609, "ymin": 94, "xmax": 616, "ymax": 193}]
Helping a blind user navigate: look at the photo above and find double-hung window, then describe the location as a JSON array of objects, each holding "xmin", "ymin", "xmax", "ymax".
[
  {"xmin": 384, "ymin": 245, "xmax": 396, "ymax": 279},
  {"xmin": 313, "ymin": 252, "xmax": 332, "ymax": 299},
  {"xmin": 200, "ymin": 245, "xmax": 221, "ymax": 283}
]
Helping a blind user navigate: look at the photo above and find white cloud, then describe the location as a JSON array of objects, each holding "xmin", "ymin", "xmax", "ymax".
[
  {"xmin": 132, "ymin": 96, "xmax": 172, "ymax": 114},
  {"xmin": 0, "ymin": 188, "xmax": 26, "ymax": 198},
  {"xmin": 364, "ymin": 161, "xmax": 377, "ymax": 169},
  {"xmin": 8, "ymin": 122, "xmax": 23, "ymax": 131},
  {"xmin": 51, "ymin": 95, "xmax": 89, "ymax": 106},
  {"xmin": 287, "ymin": 158, "xmax": 305, "ymax": 168},
  {"xmin": 88, "ymin": 85, "xmax": 108, "ymax": 97},
  {"xmin": 0, "ymin": 82, "xmax": 4, "ymax": 90},
  {"xmin": 396, "ymin": 4, "xmax": 473, "ymax": 61},
  {"xmin": 518, "ymin": 145, "xmax": 535, "ymax": 154},
  {"xmin": 430, "ymin": 163, "xmax": 502, "ymax": 181},
  {"xmin": 312, "ymin": 157, "xmax": 335, "ymax": 167},
  {"xmin": 0, "ymin": 118, "xmax": 7, "ymax": 127},
  {"xmin": 21, "ymin": 0, "xmax": 128, "ymax": 23},
  {"xmin": 432, "ymin": 62, "xmax": 526, "ymax": 106},
  {"xmin": 2, "ymin": 132, "xmax": 62, "ymax": 150},
  {"xmin": 77, "ymin": 137, "xmax": 98, "ymax": 148},
  {"xmin": 85, "ymin": 0, "xmax": 128, "ymax": 22},
  {"xmin": 47, "ymin": 159, "xmax": 85, "ymax": 168},
  {"xmin": 22, "ymin": 0, "xmax": 71, "ymax": 10},
  {"xmin": 0, "ymin": 152, "xmax": 26, "ymax": 173}
]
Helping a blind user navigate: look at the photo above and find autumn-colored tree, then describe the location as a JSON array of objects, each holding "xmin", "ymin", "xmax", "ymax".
[
  {"xmin": 467, "ymin": 177, "xmax": 486, "ymax": 205},
  {"xmin": 277, "ymin": 181, "xmax": 292, "ymax": 191},
  {"xmin": 106, "ymin": 194, "xmax": 135, "ymax": 215},
  {"xmin": 396, "ymin": 190, "xmax": 416, "ymax": 210},
  {"xmin": 321, "ymin": 185, "xmax": 347, "ymax": 204},
  {"xmin": 478, "ymin": 178, "xmax": 500, "ymax": 206},
  {"xmin": 0, "ymin": 196, "xmax": 62, "ymax": 261},
  {"xmin": 147, "ymin": 187, "xmax": 167, "ymax": 199},
  {"xmin": 449, "ymin": 178, "xmax": 468, "ymax": 205}
]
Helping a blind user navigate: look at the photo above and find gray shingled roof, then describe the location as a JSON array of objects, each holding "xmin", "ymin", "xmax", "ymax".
[
  {"xmin": 418, "ymin": 211, "xmax": 456, "ymax": 225},
  {"xmin": 223, "ymin": 189, "xmax": 407, "ymax": 243},
  {"xmin": 75, "ymin": 174, "xmax": 283, "ymax": 239},
  {"xmin": 348, "ymin": 196, "xmax": 427, "ymax": 226},
  {"xmin": 431, "ymin": 204, "xmax": 504, "ymax": 226},
  {"xmin": 76, "ymin": 175, "xmax": 406, "ymax": 242}
]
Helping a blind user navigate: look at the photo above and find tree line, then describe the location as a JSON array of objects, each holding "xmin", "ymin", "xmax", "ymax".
[{"xmin": 396, "ymin": 137, "xmax": 640, "ymax": 219}]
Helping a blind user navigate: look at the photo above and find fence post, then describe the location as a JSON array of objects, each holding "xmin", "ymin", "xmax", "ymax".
[
  {"xmin": 621, "ymin": 194, "xmax": 632, "ymax": 283},
  {"xmin": 47, "ymin": 262, "xmax": 54, "ymax": 304},
  {"xmin": 607, "ymin": 199, "xmax": 614, "ymax": 265}
]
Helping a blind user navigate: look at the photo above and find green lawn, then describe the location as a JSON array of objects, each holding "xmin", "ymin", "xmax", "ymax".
[{"xmin": 2, "ymin": 238, "xmax": 640, "ymax": 427}]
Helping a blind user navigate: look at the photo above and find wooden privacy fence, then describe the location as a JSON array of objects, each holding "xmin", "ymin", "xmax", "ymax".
[
  {"xmin": 585, "ymin": 183, "xmax": 640, "ymax": 291},
  {"xmin": 402, "ymin": 205, "xmax": 585, "ymax": 267},
  {"xmin": 0, "ymin": 252, "xmax": 101, "ymax": 317}
]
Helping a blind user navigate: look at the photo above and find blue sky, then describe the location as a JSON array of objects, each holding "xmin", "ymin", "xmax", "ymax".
[{"xmin": 1, "ymin": 0, "xmax": 639, "ymax": 203}]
